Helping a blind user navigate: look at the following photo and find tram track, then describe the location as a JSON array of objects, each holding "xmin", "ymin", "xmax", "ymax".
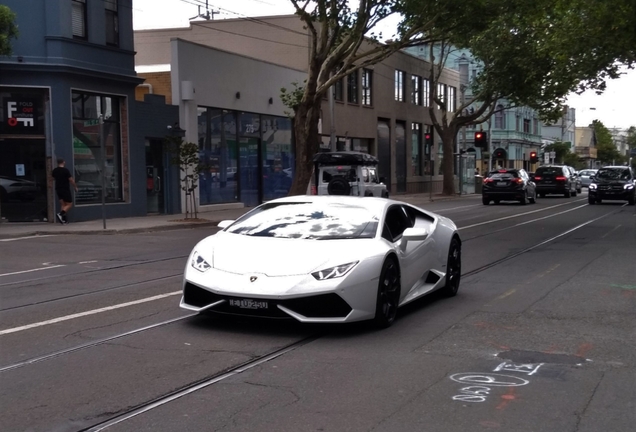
[
  {"xmin": 0, "ymin": 202, "xmax": 627, "ymax": 431},
  {"xmin": 73, "ymin": 205, "xmax": 629, "ymax": 432}
]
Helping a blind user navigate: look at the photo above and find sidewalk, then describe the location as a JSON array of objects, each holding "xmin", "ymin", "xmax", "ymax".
[{"xmin": 0, "ymin": 193, "xmax": 474, "ymax": 239}]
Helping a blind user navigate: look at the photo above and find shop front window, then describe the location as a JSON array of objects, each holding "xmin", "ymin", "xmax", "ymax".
[
  {"xmin": 72, "ymin": 91, "xmax": 123, "ymax": 205},
  {"xmin": 262, "ymin": 116, "xmax": 293, "ymax": 201},
  {"xmin": 198, "ymin": 108, "xmax": 238, "ymax": 205}
]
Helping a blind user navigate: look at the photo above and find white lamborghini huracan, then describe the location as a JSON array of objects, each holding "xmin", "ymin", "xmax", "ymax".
[{"xmin": 180, "ymin": 195, "xmax": 461, "ymax": 328}]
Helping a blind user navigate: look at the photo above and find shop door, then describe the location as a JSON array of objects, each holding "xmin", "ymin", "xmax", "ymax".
[
  {"xmin": 145, "ymin": 140, "xmax": 165, "ymax": 214},
  {"xmin": 0, "ymin": 138, "xmax": 48, "ymax": 222},
  {"xmin": 239, "ymin": 137, "xmax": 260, "ymax": 207},
  {"xmin": 395, "ymin": 122, "xmax": 407, "ymax": 192},
  {"xmin": 461, "ymin": 154, "xmax": 476, "ymax": 194}
]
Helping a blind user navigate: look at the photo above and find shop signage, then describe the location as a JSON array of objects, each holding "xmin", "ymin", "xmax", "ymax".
[{"xmin": 1, "ymin": 97, "xmax": 43, "ymax": 135}]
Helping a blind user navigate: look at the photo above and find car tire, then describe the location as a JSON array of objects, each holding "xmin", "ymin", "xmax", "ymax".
[
  {"xmin": 441, "ymin": 237, "xmax": 461, "ymax": 297},
  {"xmin": 588, "ymin": 196, "xmax": 595, "ymax": 205},
  {"xmin": 373, "ymin": 257, "xmax": 401, "ymax": 328},
  {"xmin": 482, "ymin": 197, "xmax": 490, "ymax": 205}
]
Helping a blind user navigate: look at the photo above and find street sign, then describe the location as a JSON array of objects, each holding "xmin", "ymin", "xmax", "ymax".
[
  {"xmin": 549, "ymin": 151, "xmax": 556, "ymax": 159},
  {"xmin": 544, "ymin": 154, "xmax": 550, "ymax": 164}
]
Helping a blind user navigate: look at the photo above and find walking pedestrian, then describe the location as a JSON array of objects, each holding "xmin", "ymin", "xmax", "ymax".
[{"xmin": 52, "ymin": 158, "xmax": 78, "ymax": 224}]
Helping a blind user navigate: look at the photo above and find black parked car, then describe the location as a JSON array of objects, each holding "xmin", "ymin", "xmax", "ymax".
[
  {"xmin": 588, "ymin": 166, "xmax": 635, "ymax": 205},
  {"xmin": 533, "ymin": 165, "xmax": 578, "ymax": 198},
  {"xmin": 482, "ymin": 168, "xmax": 537, "ymax": 205}
]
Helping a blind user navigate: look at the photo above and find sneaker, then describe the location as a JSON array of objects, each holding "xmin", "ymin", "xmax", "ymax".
[
  {"xmin": 56, "ymin": 213, "xmax": 65, "ymax": 224},
  {"xmin": 62, "ymin": 213, "xmax": 68, "ymax": 224}
]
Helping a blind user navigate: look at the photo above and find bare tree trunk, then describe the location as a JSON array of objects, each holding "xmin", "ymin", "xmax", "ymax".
[
  {"xmin": 441, "ymin": 127, "xmax": 458, "ymax": 195},
  {"xmin": 288, "ymin": 94, "xmax": 322, "ymax": 196}
]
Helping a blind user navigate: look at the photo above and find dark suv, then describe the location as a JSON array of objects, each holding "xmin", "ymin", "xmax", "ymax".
[
  {"xmin": 588, "ymin": 166, "xmax": 635, "ymax": 205},
  {"xmin": 533, "ymin": 165, "xmax": 578, "ymax": 198},
  {"xmin": 482, "ymin": 168, "xmax": 536, "ymax": 205}
]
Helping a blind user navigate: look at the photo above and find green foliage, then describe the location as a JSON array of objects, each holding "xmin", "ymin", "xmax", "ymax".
[
  {"xmin": 592, "ymin": 120, "xmax": 624, "ymax": 165},
  {"xmin": 280, "ymin": 80, "xmax": 306, "ymax": 118},
  {"xmin": 0, "ymin": 5, "xmax": 19, "ymax": 56},
  {"xmin": 627, "ymin": 126, "xmax": 636, "ymax": 149}
]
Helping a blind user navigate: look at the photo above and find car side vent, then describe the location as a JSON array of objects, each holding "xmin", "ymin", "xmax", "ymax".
[{"xmin": 425, "ymin": 271, "xmax": 441, "ymax": 285}]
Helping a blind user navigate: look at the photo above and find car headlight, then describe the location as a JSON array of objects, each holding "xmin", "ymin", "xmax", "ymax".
[
  {"xmin": 191, "ymin": 251, "xmax": 211, "ymax": 272},
  {"xmin": 624, "ymin": 184, "xmax": 634, "ymax": 190},
  {"xmin": 312, "ymin": 261, "xmax": 358, "ymax": 280},
  {"xmin": 589, "ymin": 183, "xmax": 597, "ymax": 190}
]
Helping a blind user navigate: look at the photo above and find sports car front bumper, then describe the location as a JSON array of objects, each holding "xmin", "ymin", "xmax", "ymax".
[{"xmin": 180, "ymin": 266, "xmax": 379, "ymax": 323}]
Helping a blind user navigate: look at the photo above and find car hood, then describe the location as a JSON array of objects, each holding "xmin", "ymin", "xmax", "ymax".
[
  {"xmin": 206, "ymin": 232, "xmax": 375, "ymax": 277},
  {"xmin": 594, "ymin": 179, "xmax": 631, "ymax": 185}
]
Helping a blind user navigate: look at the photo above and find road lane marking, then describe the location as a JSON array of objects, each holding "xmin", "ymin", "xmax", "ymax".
[
  {"xmin": 0, "ymin": 291, "xmax": 182, "ymax": 336},
  {"xmin": 435, "ymin": 204, "xmax": 483, "ymax": 212},
  {"xmin": 0, "ymin": 265, "xmax": 66, "ymax": 278},
  {"xmin": 0, "ymin": 235, "xmax": 57, "ymax": 242},
  {"xmin": 497, "ymin": 289, "xmax": 517, "ymax": 300},
  {"xmin": 459, "ymin": 199, "xmax": 587, "ymax": 230},
  {"xmin": 79, "ymin": 260, "xmax": 98, "ymax": 264}
]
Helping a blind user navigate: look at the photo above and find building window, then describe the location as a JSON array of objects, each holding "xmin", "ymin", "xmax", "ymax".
[
  {"xmin": 412, "ymin": 123, "xmax": 422, "ymax": 176},
  {"xmin": 334, "ymin": 78, "xmax": 343, "ymax": 102},
  {"xmin": 72, "ymin": 0, "xmax": 86, "ymax": 39},
  {"xmin": 494, "ymin": 105, "xmax": 505, "ymax": 129},
  {"xmin": 423, "ymin": 79, "xmax": 430, "ymax": 107},
  {"xmin": 362, "ymin": 69, "xmax": 373, "ymax": 106},
  {"xmin": 448, "ymin": 86, "xmax": 456, "ymax": 112},
  {"xmin": 533, "ymin": 118, "xmax": 539, "ymax": 135},
  {"xmin": 436, "ymin": 83, "xmax": 446, "ymax": 109},
  {"xmin": 347, "ymin": 70, "xmax": 359, "ymax": 104},
  {"xmin": 105, "ymin": 0, "xmax": 119, "ymax": 46},
  {"xmin": 411, "ymin": 75, "xmax": 421, "ymax": 105},
  {"xmin": 72, "ymin": 91, "xmax": 123, "ymax": 205},
  {"xmin": 395, "ymin": 70, "xmax": 405, "ymax": 102},
  {"xmin": 523, "ymin": 118, "xmax": 531, "ymax": 133}
]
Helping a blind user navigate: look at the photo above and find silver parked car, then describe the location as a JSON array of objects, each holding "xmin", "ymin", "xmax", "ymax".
[{"xmin": 579, "ymin": 169, "xmax": 598, "ymax": 188}]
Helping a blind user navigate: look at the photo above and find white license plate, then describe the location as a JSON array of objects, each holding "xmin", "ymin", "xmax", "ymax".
[
  {"xmin": 497, "ymin": 182, "xmax": 507, "ymax": 186},
  {"xmin": 229, "ymin": 299, "xmax": 269, "ymax": 309}
]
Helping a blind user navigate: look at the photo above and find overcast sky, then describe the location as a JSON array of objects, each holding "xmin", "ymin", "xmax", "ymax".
[{"xmin": 133, "ymin": 0, "xmax": 635, "ymax": 130}]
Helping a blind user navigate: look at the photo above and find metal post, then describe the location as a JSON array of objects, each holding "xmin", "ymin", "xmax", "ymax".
[
  {"xmin": 487, "ymin": 117, "xmax": 493, "ymax": 173},
  {"xmin": 329, "ymin": 85, "xmax": 336, "ymax": 151},
  {"xmin": 99, "ymin": 115, "xmax": 106, "ymax": 229}
]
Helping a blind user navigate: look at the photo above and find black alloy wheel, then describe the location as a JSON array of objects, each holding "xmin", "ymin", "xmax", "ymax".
[
  {"xmin": 482, "ymin": 196, "xmax": 490, "ymax": 205},
  {"xmin": 442, "ymin": 237, "xmax": 462, "ymax": 297},
  {"xmin": 373, "ymin": 258, "xmax": 401, "ymax": 328}
]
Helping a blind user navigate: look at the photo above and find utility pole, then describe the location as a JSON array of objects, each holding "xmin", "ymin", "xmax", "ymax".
[
  {"xmin": 487, "ymin": 116, "xmax": 493, "ymax": 173},
  {"xmin": 99, "ymin": 115, "xmax": 106, "ymax": 230}
]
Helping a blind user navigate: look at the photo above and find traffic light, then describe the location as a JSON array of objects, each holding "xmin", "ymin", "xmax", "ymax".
[
  {"xmin": 494, "ymin": 149, "xmax": 505, "ymax": 159},
  {"xmin": 425, "ymin": 131, "xmax": 433, "ymax": 152},
  {"xmin": 530, "ymin": 151, "xmax": 538, "ymax": 163},
  {"xmin": 474, "ymin": 131, "xmax": 487, "ymax": 148}
]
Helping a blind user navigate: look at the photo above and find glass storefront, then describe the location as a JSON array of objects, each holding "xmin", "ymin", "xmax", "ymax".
[
  {"xmin": 71, "ymin": 91, "xmax": 123, "ymax": 205},
  {"xmin": 0, "ymin": 87, "xmax": 48, "ymax": 222},
  {"xmin": 197, "ymin": 107, "xmax": 293, "ymax": 207}
]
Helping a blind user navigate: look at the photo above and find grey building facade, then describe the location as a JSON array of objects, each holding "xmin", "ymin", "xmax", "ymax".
[{"xmin": 0, "ymin": 0, "xmax": 175, "ymax": 223}]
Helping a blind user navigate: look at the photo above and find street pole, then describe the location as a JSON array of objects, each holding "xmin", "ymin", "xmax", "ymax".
[
  {"xmin": 99, "ymin": 115, "xmax": 106, "ymax": 229},
  {"xmin": 487, "ymin": 117, "xmax": 493, "ymax": 173},
  {"xmin": 329, "ymin": 85, "xmax": 336, "ymax": 151}
]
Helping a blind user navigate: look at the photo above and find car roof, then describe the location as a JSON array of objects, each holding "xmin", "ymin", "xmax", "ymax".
[
  {"xmin": 313, "ymin": 151, "xmax": 379, "ymax": 166},
  {"xmin": 261, "ymin": 195, "xmax": 421, "ymax": 215}
]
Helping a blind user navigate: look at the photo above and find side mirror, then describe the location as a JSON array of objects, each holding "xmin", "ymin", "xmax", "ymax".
[
  {"xmin": 217, "ymin": 220, "xmax": 234, "ymax": 229},
  {"xmin": 402, "ymin": 227, "xmax": 429, "ymax": 242}
]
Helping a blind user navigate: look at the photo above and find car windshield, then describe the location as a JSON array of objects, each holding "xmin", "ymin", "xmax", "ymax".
[
  {"xmin": 226, "ymin": 202, "xmax": 379, "ymax": 239},
  {"xmin": 595, "ymin": 169, "xmax": 631, "ymax": 180},
  {"xmin": 488, "ymin": 172, "xmax": 518, "ymax": 180}
]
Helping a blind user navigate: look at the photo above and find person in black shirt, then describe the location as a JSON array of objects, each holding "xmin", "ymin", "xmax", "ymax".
[{"xmin": 51, "ymin": 158, "xmax": 78, "ymax": 224}]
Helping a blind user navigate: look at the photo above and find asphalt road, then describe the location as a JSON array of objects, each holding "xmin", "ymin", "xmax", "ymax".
[{"xmin": 1, "ymin": 191, "xmax": 634, "ymax": 432}]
